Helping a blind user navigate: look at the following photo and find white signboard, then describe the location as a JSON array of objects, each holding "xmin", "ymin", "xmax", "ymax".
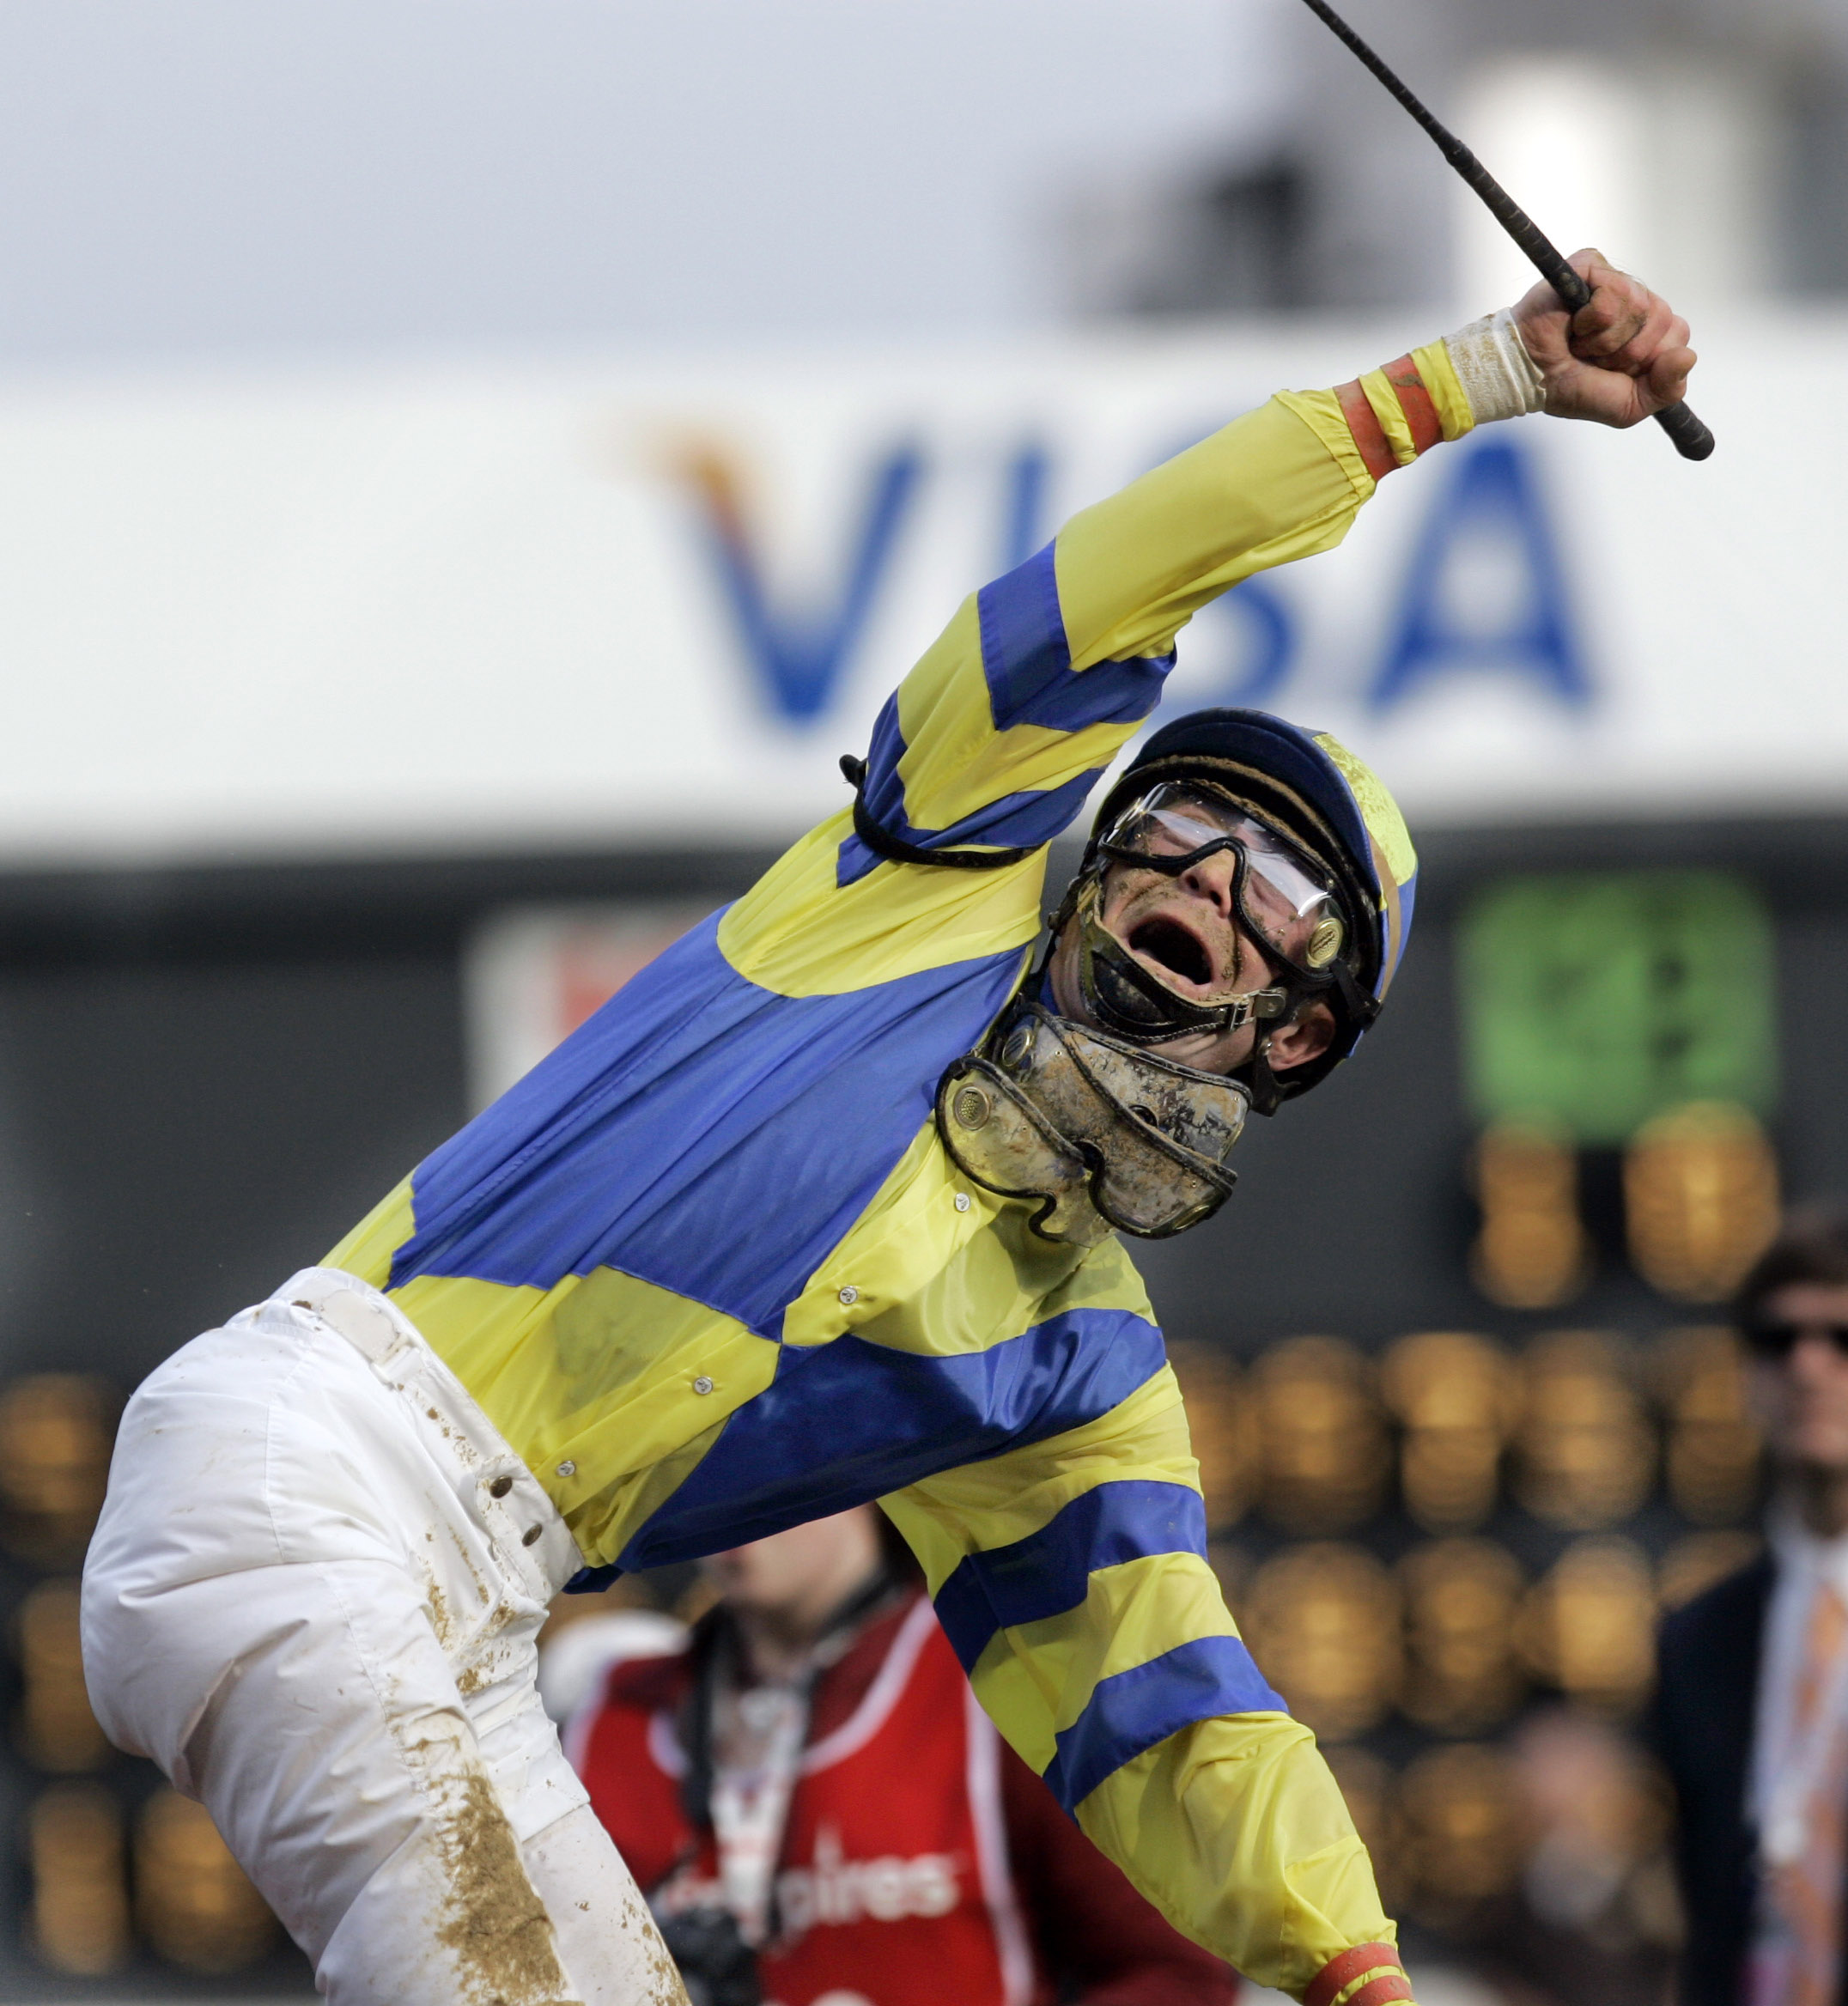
[{"xmin": 0, "ymin": 311, "xmax": 1830, "ymax": 866}]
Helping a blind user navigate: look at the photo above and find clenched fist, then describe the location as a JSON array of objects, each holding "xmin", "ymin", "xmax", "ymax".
[{"xmin": 1513, "ymin": 249, "xmax": 1696, "ymax": 428}]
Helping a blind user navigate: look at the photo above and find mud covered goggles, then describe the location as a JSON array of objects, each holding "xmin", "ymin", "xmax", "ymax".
[
  {"xmin": 936, "ymin": 1005, "xmax": 1249, "ymax": 1243},
  {"xmin": 1094, "ymin": 782, "xmax": 1346, "ymax": 972}
]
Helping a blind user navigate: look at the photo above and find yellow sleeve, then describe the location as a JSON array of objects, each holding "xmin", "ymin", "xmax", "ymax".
[
  {"xmin": 881, "ymin": 1365, "xmax": 1406, "ymax": 1999},
  {"xmin": 721, "ymin": 347, "xmax": 1468, "ymax": 999},
  {"xmin": 862, "ymin": 392, "xmax": 1371, "ymax": 866}
]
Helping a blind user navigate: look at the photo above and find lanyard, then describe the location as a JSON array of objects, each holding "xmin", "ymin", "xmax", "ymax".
[
  {"xmin": 677, "ymin": 1573, "xmax": 900, "ymax": 1944},
  {"xmin": 709, "ymin": 1684, "xmax": 809, "ymax": 1944}
]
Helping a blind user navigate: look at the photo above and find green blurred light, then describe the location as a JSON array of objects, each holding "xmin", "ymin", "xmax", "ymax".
[{"xmin": 1457, "ymin": 871, "xmax": 1778, "ymax": 1145}]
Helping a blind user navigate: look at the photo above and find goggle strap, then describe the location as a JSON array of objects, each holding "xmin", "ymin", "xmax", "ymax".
[
  {"xmin": 1077, "ymin": 886, "xmax": 1279, "ymax": 1036},
  {"xmin": 1328, "ymin": 956, "xmax": 1380, "ymax": 1024},
  {"xmin": 840, "ymin": 755, "xmax": 1035, "ymax": 873}
]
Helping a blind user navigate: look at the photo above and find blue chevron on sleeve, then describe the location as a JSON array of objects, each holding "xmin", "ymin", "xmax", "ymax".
[
  {"xmin": 978, "ymin": 543, "xmax": 1173, "ymax": 734},
  {"xmin": 1042, "ymin": 1634, "xmax": 1289, "ymax": 1815},
  {"xmin": 933, "ymin": 1480, "xmax": 1208, "ymax": 1672}
]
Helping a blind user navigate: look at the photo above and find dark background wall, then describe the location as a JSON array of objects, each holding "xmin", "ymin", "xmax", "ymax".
[{"xmin": 0, "ymin": 848, "xmax": 762, "ymax": 1396}]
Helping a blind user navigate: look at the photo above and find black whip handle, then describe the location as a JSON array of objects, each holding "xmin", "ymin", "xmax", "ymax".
[{"xmin": 1295, "ymin": 0, "xmax": 1714, "ymax": 461}]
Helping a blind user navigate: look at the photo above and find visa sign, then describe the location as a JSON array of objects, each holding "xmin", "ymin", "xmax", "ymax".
[
  {"xmin": 673, "ymin": 423, "xmax": 1590, "ymax": 735},
  {"xmin": 0, "ymin": 319, "xmax": 1814, "ymax": 864},
  {"xmin": 634, "ymin": 313, "xmax": 1815, "ymax": 836}
]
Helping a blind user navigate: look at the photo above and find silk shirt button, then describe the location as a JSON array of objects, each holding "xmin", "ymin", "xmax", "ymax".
[
  {"xmin": 954, "ymin": 1193, "xmax": 971, "ymax": 1213},
  {"xmin": 556, "ymin": 1461, "xmax": 575, "ymax": 1478},
  {"xmin": 692, "ymin": 1376, "xmax": 714, "ymax": 1395},
  {"xmin": 837, "ymin": 1286, "xmax": 859, "ymax": 1305}
]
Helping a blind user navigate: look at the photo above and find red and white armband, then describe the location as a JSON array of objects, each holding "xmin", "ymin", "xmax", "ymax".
[
  {"xmin": 1304, "ymin": 1942, "xmax": 1417, "ymax": 2006},
  {"xmin": 1335, "ymin": 306, "xmax": 1545, "ymax": 480}
]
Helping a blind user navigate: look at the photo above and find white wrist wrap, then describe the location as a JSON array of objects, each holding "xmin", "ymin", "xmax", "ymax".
[{"xmin": 1443, "ymin": 307, "xmax": 1546, "ymax": 424}]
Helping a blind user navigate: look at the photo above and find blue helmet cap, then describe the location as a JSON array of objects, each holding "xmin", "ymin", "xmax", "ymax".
[{"xmin": 1084, "ymin": 708, "xmax": 1418, "ymax": 1096}]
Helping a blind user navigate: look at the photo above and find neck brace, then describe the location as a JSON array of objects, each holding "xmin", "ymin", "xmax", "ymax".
[{"xmin": 936, "ymin": 1002, "xmax": 1249, "ymax": 1244}]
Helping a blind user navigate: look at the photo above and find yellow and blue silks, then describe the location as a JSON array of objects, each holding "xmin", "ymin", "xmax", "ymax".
[{"xmin": 325, "ymin": 353, "xmax": 1464, "ymax": 1995}]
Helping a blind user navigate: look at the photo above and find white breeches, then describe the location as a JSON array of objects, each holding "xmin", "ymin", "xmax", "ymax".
[{"xmin": 80, "ymin": 1266, "xmax": 685, "ymax": 2006}]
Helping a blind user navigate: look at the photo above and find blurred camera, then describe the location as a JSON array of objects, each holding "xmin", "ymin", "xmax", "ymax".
[{"xmin": 656, "ymin": 1905, "xmax": 761, "ymax": 2006}]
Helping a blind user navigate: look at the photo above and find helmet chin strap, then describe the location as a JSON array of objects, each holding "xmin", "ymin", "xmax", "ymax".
[{"xmin": 1062, "ymin": 878, "xmax": 1291, "ymax": 1048}]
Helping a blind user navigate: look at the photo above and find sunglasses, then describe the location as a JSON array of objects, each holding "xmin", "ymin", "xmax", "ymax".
[{"xmin": 1744, "ymin": 1321, "xmax": 1848, "ymax": 1359}]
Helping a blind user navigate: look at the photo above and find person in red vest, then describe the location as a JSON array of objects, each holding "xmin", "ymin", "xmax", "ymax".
[{"xmin": 566, "ymin": 1506, "xmax": 1239, "ymax": 2006}]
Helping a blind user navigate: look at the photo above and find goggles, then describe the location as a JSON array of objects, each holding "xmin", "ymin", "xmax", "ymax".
[
  {"xmin": 1095, "ymin": 782, "xmax": 1346, "ymax": 974},
  {"xmin": 937, "ymin": 1005, "xmax": 1248, "ymax": 1243}
]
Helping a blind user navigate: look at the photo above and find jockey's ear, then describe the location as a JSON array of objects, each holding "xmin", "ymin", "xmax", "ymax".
[{"xmin": 1266, "ymin": 1001, "xmax": 1335, "ymax": 1074}]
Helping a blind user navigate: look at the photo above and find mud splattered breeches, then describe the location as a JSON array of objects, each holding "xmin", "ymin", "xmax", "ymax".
[{"xmin": 81, "ymin": 1267, "xmax": 690, "ymax": 2006}]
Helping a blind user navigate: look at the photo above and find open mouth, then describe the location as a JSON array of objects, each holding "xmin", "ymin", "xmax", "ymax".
[{"xmin": 1128, "ymin": 915, "xmax": 1216, "ymax": 989}]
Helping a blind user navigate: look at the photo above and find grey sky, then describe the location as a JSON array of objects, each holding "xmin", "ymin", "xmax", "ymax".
[{"xmin": 0, "ymin": 0, "xmax": 1294, "ymax": 363}]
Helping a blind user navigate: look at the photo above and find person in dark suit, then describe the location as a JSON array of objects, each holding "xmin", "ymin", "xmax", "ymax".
[{"xmin": 1657, "ymin": 1208, "xmax": 1848, "ymax": 2006}]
